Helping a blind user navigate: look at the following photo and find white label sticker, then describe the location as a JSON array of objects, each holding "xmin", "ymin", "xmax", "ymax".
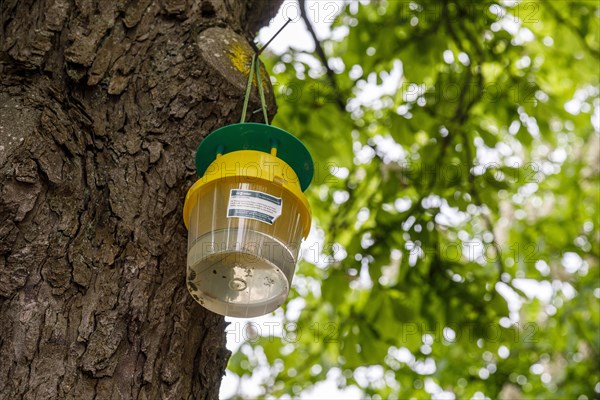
[{"xmin": 227, "ymin": 189, "xmax": 282, "ymax": 224}]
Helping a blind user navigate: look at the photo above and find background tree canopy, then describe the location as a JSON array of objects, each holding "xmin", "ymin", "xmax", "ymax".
[{"xmin": 224, "ymin": 1, "xmax": 599, "ymax": 398}]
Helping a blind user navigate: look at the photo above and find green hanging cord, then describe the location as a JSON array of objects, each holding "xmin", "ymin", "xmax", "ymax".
[
  {"xmin": 239, "ymin": 53, "xmax": 269, "ymax": 125},
  {"xmin": 240, "ymin": 54, "xmax": 256, "ymax": 123},
  {"xmin": 255, "ymin": 59, "xmax": 269, "ymax": 125}
]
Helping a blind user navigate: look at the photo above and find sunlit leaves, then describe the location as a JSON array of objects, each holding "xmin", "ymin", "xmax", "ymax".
[{"xmin": 227, "ymin": 0, "xmax": 600, "ymax": 398}]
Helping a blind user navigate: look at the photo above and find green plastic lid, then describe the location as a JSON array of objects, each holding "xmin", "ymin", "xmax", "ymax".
[{"xmin": 195, "ymin": 123, "xmax": 314, "ymax": 191}]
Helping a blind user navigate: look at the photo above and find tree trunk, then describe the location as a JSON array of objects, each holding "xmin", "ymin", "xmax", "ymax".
[{"xmin": 0, "ymin": 0, "xmax": 281, "ymax": 398}]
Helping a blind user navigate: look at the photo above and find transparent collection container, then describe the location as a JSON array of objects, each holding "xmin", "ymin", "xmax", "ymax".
[
  {"xmin": 185, "ymin": 178, "xmax": 307, "ymax": 318},
  {"xmin": 183, "ymin": 123, "xmax": 313, "ymax": 317}
]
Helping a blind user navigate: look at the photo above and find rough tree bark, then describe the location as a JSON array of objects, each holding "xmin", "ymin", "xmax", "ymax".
[{"xmin": 0, "ymin": 0, "xmax": 281, "ymax": 398}]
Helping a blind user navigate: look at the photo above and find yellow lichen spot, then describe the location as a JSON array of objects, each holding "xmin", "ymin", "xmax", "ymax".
[
  {"xmin": 229, "ymin": 43, "xmax": 252, "ymax": 74},
  {"xmin": 228, "ymin": 43, "xmax": 269, "ymax": 88}
]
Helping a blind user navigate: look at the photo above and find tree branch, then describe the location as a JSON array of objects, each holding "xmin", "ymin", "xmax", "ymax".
[
  {"xmin": 543, "ymin": 0, "xmax": 599, "ymax": 59},
  {"xmin": 443, "ymin": 3, "xmax": 506, "ymax": 278},
  {"xmin": 460, "ymin": 129, "xmax": 506, "ymax": 278},
  {"xmin": 298, "ymin": 0, "xmax": 346, "ymax": 111}
]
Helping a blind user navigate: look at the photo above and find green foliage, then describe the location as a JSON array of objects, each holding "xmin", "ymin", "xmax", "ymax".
[{"xmin": 226, "ymin": 1, "xmax": 600, "ymax": 398}]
